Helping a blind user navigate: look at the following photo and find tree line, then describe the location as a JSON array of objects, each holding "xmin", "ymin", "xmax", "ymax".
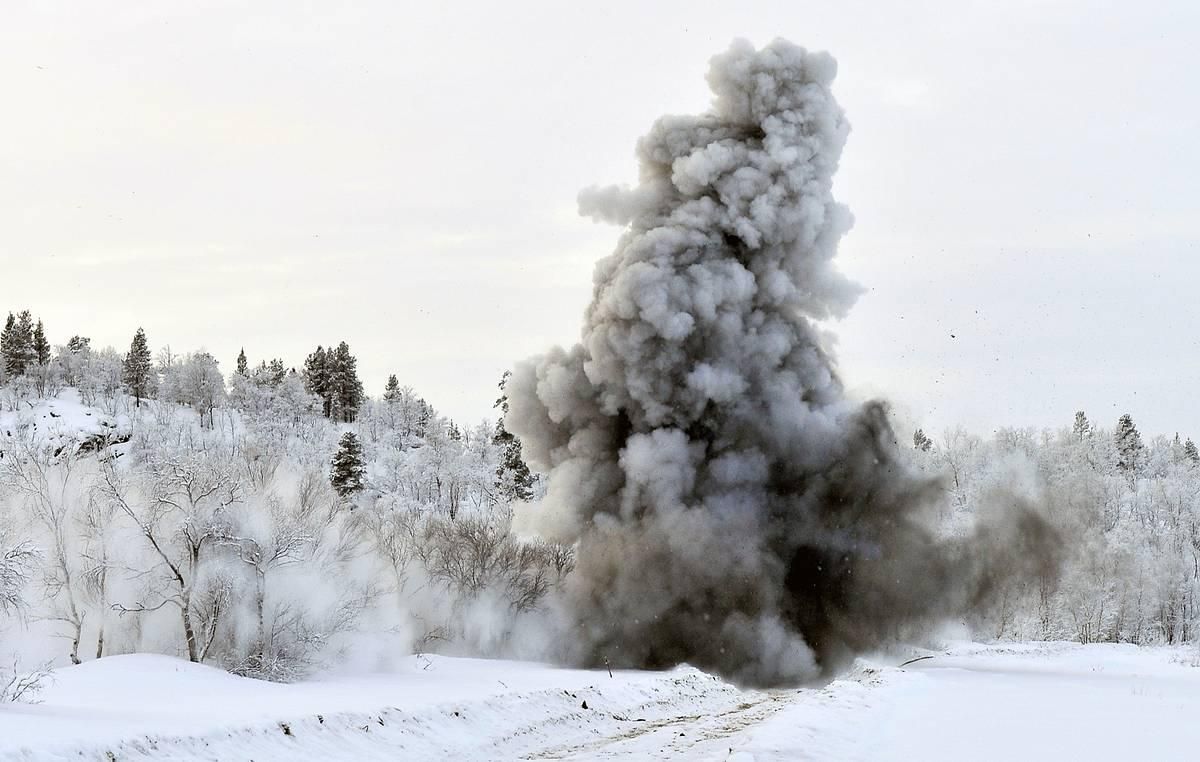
[{"xmin": 0, "ymin": 317, "xmax": 547, "ymax": 682}]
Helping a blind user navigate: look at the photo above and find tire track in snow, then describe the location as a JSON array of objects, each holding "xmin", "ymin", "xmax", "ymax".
[{"xmin": 528, "ymin": 690, "xmax": 795, "ymax": 759}]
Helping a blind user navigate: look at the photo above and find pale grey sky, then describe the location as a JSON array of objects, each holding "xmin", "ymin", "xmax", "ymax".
[{"xmin": 2, "ymin": 1, "xmax": 1197, "ymax": 438}]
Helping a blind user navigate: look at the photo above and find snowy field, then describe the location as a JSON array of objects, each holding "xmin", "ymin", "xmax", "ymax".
[{"xmin": 2, "ymin": 643, "xmax": 1197, "ymax": 761}]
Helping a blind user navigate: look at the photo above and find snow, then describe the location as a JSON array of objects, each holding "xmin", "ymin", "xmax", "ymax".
[
  {"xmin": 0, "ymin": 653, "xmax": 745, "ymax": 760},
  {"xmin": 0, "ymin": 389, "xmax": 131, "ymax": 459},
  {"xmin": 634, "ymin": 643, "xmax": 1200, "ymax": 761},
  {"xmin": 2, "ymin": 643, "xmax": 1199, "ymax": 760},
  {"xmin": 860, "ymin": 643, "xmax": 1200, "ymax": 762}
]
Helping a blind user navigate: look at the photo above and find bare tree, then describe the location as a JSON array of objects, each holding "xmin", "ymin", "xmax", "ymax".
[
  {"xmin": 77, "ymin": 493, "xmax": 119, "ymax": 659},
  {"xmin": 0, "ymin": 659, "xmax": 53, "ymax": 704},
  {"xmin": 419, "ymin": 514, "xmax": 565, "ymax": 616},
  {"xmin": 219, "ymin": 494, "xmax": 314, "ymax": 668},
  {"xmin": 0, "ymin": 428, "xmax": 88, "ymax": 664},
  {"xmin": 0, "ymin": 535, "xmax": 38, "ymax": 616},
  {"xmin": 97, "ymin": 443, "xmax": 241, "ymax": 663}
]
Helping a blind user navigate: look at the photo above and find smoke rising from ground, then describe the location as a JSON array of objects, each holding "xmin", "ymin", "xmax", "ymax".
[{"xmin": 506, "ymin": 39, "xmax": 1059, "ymax": 686}]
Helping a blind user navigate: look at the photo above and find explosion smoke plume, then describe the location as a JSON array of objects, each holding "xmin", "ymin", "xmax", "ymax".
[{"xmin": 506, "ymin": 39, "xmax": 1057, "ymax": 686}]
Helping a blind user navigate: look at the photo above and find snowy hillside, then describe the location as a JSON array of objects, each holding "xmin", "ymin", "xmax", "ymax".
[
  {"xmin": 0, "ymin": 388, "xmax": 131, "ymax": 460},
  {"xmin": 2, "ymin": 643, "xmax": 1199, "ymax": 761}
]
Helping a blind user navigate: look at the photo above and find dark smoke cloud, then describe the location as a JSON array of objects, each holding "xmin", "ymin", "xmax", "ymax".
[{"xmin": 506, "ymin": 39, "xmax": 1058, "ymax": 686}]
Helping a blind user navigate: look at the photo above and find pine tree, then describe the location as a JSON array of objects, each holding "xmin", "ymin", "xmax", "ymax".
[
  {"xmin": 66, "ymin": 335, "xmax": 90, "ymax": 354},
  {"xmin": 1115, "ymin": 413, "xmax": 1145, "ymax": 476},
  {"xmin": 32, "ymin": 320, "xmax": 50, "ymax": 366},
  {"xmin": 327, "ymin": 342, "xmax": 364, "ymax": 423},
  {"xmin": 1185, "ymin": 438, "xmax": 1200, "ymax": 466},
  {"xmin": 267, "ymin": 358, "xmax": 286, "ymax": 386},
  {"xmin": 415, "ymin": 398, "xmax": 431, "ymax": 438},
  {"xmin": 303, "ymin": 346, "xmax": 332, "ymax": 417},
  {"xmin": 492, "ymin": 371, "xmax": 534, "ymax": 502},
  {"xmin": 1072, "ymin": 411, "xmax": 1091, "ymax": 441},
  {"xmin": 384, "ymin": 374, "xmax": 401, "ymax": 402},
  {"xmin": 123, "ymin": 327, "xmax": 154, "ymax": 407},
  {"xmin": 13, "ymin": 311, "xmax": 35, "ymax": 374},
  {"xmin": 2, "ymin": 311, "xmax": 36, "ymax": 377},
  {"xmin": 913, "ymin": 428, "xmax": 933, "ymax": 452},
  {"xmin": 330, "ymin": 431, "xmax": 366, "ymax": 499},
  {"xmin": 236, "ymin": 348, "xmax": 248, "ymax": 376},
  {"xmin": 0, "ymin": 314, "xmax": 15, "ymax": 377}
]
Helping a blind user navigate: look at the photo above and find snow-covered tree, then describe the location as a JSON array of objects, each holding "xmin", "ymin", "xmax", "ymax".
[
  {"xmin": 123, "ymin": 327, "xmax": 154, "ymax": 408},
  {"xmin": 1073, "ymin": 411, "xmax": 1091, "ymax": 440},
  {"xmin": 98, "ymin": 431, "xmax": 242, "ymax": 663},
  {"xmin": 1185, "ymin": 438, "xmax": 1199, "ymax": 466},
  {"xmin": 0, "ymin": 430, "xmax": 89, "ymax": 663},
  {"xmin": 328, "ymin": 342, "xmax": 364, "ymax": 423},
  {"xmin": 384, "ymin": 374, "xmax": 400, "ymax": 402},
  {"xmin": 493, "ymin": 372, "xmax": 533, "ymax": 503},
  {"xmin": 1, "ymin": 311, "xmax": 36, "ymax": 378},
  {"xmin": 31, "ymin": 320, "xmax": 50, "ymax": 366},
  {"xmin": 57, "ymin": 336, "xmax": 91, "ymax": 386},
  {"xmin": 0, "ymin": 529, "xmax": 37, "ymax": 617},
  {"xmin": 303, "ymin": 343, "xmax": 363, "ymax": 423},
  {"xmin": 163, "ymin": 351, "xmax": 225, "ymax": 428},
  {"xmin": 79, "ymin": 347, "xmax": 125, "ymax": 411},
  {"xmin": 1115, "ymin": 413, "xmax": 1145, "ymax": 476},
  {"xmin": 302, "ymin": 346, "xmax": 332, "ymax": 418},
  {"xmin": 330, "ymin": 432, "xmax": 366, "ymax": 499},
  {"xmin": 913, "ymin": 428, "xmax": 933, "ymax": 452}
]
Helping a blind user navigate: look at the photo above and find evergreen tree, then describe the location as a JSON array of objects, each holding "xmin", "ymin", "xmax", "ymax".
[
  {"xmin": 123, "ymin": 327, "xmax": 154, "ymax": 407},
  {"xmin": 13, "ymin": 311, "xmax": 35, "ymax": 374},
  {"xmin": 267, "ymin": 358, "xmax": 286, "ymax": 386},
  {"xmin": 0, "ymin": 313, "xmax": 14, "ymax": 376},
  {"xmin": 328, "ymin": 342, "xmax": 364, "ymax": 423},
  {"xmin": 1115, "ymin": 413, "xmax": 1145, "ymax": 476},
  {"xmin": 492, "ymin": 371, "xmax": 534, "ymax": 502},
  {"xmin": 1185, "ymin": 438, "xmax": 1200, "ymax": 466},
  {"xmin": 32, "ymin": 320, "xmax": 50, "ymax": 366},
  {"xmin": 1072, "ymin": 411, "xmax": 1091, "ymax": 440},
  {"xmin": 303, "ymin": 346, "xmax": 332, "ymax": 418},
  {"xmin": 913, "ymin": 428, "xmax": 933, "ymax": 452},
  {"xmin": 448, "ymin": 421, "xmax": 462, "ymax": 441},
  {"xmin": 250, "ymin": 359, "xmax": 286, "ymax": 387},
  {"xmin": 384, "ymin": 374, "xmax": 401, "ymax": 402},
  {"xmin": 415, "ymin": 398, "xmax": 431, "ymax": 438},
  {"xmin": 330, "ymin": 431, "xmax": 366, "ymax": 499},
  {"xmin": 2, "ymin": 311, "xmax": 36, "ymax": 377},
  {"xmin": 66, "ymin": 335, "xmax": 91, "ymax": 354},
  {"xmin": 236, "ymin": 348, "xmax": 248, "ymax": 376}
]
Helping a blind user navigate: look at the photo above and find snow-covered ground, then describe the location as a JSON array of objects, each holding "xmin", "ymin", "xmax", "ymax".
[
  {"xmin": 0, "ymin": 388, "xmax": 132, "ymax": 459},
  {"xmin": 2, "ymin": 643, "xmax": 1198, "ymax": 760}
]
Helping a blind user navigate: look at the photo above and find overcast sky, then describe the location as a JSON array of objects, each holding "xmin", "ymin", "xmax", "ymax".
[{"xmin": 2, "ymin": 1, "xmax": 1197, "ymax": 439}]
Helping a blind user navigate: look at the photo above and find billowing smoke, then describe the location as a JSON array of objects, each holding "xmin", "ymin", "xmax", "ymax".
[{"xmin": 506, "ymin": 39, "xmax": 1058, "ymax": 687}]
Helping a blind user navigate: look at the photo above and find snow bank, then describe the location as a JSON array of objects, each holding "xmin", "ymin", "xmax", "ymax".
[{"xmin": 0, "ymin": 654, "xmax": 748, "ymax": 761}]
